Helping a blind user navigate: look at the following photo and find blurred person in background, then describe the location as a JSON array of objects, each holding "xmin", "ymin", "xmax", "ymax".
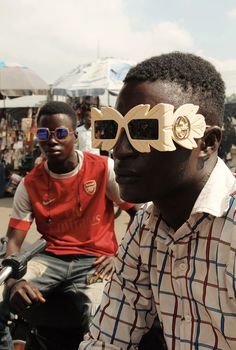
[{"xmin": 76, "ymin": 107, "xmax": 100, "ymax": 155}]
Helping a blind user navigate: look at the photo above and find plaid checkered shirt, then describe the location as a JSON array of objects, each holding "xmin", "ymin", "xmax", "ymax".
[{"xmin": 80, "ymin": 157, "xmax": 236, "ymax": 350}]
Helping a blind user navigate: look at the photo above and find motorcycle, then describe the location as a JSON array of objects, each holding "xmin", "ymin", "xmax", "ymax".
[
  {"xmin": 10, "ymin": 291, "xmax": 90, "ymax": 350},
  {"xmin": 0, "ymin": 238, "xmax": 97, "ymax": 350},
  {"xmin": 0, "ymin": 238, "xmax": 167, "ymax": 350}
]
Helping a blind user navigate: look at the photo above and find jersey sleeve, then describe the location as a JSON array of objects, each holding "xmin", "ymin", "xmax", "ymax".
[{"xmin": 8, "ymin": 178, "xmax": 34, "ymax": 232}]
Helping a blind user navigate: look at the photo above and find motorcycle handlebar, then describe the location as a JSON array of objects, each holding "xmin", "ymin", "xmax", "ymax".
[
  {"xmin": 0, "ymin": 266, "xmax": 12, "ymax": 285},
  {"xmin": 18, "ymin": 238, "xmax": 47, "ymax": 262},
  {"xmin": 0, "ymin": 238, "xmax": 47, "ymax": 285}
]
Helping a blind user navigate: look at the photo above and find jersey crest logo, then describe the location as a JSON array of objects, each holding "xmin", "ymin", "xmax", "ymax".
[{"xmin": 84, "ymin": 180, "xmax": 96, "ymax": 195}]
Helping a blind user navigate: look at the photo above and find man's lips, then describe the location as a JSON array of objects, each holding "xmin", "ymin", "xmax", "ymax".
[
  {"xmin": 45, "ymin": 148, "xmax": 61, "ymax": 155},
  {"xmin": 115, "ymin": 168, "xmax": 141, "ymax": 184}
]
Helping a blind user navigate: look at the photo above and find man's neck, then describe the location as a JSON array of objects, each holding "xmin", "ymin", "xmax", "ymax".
[
  {"xmin": 84, "ymin": 124, "xmax": 91, "ymax": 130},
  {"xmin": 154, "ymin": 182, "xmax": 205, "ymax": 231},
  {"xmin": 154, "ymin": 157, "xmax": 218, "ymax": 231},
  {"xmin": 47, "ymin": 152, "xmax": 79, "ymax": 174}
]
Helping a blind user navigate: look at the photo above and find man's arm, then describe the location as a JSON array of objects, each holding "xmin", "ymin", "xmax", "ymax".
[
  {"xmin": 92, "ymin": 157, "xmax": 140, "ymax": 281},
  {"xmin": 4, "ymin": 226, "xmax": 45, "ymax": 312},
  {"xmin": 5, "ymin": 178, "xmax": 33, "ymax": 261},
  {"xmin": 6, "ymin": 227, "xmax": 27, "ymax": 256},
  {"xmin": 3, "ymin": 179, "xmax": 45, "ymax": 311},
  {"xmin": 5, "ymin": 226, "xmax": 27, "ymax": 289},
  {"xmin": 80, "ymin": 212, "xmax": 157, "ymax": 349}
]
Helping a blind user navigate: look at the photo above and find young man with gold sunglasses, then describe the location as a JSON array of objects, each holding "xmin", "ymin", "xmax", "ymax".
[{"xmin": 80, "ymin": 52, "xmax": 236, "ymax": 349}]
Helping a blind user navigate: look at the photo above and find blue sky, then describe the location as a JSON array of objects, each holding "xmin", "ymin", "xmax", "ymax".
[
  {"xmin": 125, "ymin": 0, "xmax": 236, "ymax": 59},
  {"xmin": 1, "ymin": 0, "xmax": 236, "ymax": 95}
]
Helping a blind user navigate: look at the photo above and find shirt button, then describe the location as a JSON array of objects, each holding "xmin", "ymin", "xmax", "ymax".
[
  {"xmin": 179, "ymin": 262, "xmax": 187, "ymax": 271},
  {"xmin": 185, "ymin": 315, "xmax": 191, "ymax": 323}
]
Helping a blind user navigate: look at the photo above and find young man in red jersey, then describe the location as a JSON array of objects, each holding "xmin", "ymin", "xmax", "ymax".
[{"xmin": 0, "ymin": 101, "xmax": 136, "ymax": 349}]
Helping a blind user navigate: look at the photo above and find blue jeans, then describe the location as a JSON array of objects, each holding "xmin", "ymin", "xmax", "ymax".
[{"xmin": 0, "ymin": 252, "xmax": 104, "ymax": 349}]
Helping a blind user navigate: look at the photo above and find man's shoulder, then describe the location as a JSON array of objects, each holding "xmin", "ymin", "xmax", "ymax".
[
  {"xmin": 24, "ymin": 162, "xmax": 46, "ymax": 182},
  {"xmin": 83, "ymin": 152, "xmax": 108, "ymax": 167},
  {"xmin": 76, "ymin": 124, "xmax": 86, "ymax": 132}
]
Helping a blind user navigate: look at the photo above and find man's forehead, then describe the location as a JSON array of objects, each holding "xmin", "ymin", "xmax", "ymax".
[
  {"xmin": 40, "ymin": 113, "xmax": 69, "ymax": 119},
  {"xmin": 38, "ymin": 113, "xmax": 73, "ymax": 126},
  {"xmin": 116, "ymin": 80, "xmax": 189, "ymax": 114}
]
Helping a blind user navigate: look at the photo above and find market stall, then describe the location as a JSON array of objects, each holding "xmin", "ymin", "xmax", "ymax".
[
  {"xmin": 0, "ymin": 61, "xmax": 49, "ymax": 196},
  {"xmin": 0, "ymin": 107, "xmax": 42, "ymax": 196}
]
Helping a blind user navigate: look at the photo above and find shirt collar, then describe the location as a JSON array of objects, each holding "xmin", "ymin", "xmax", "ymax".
[
  {"xmin": 146, "ymin": 157, "xmax": 236, "ymax": 230},
  {"xmin": 191, "ymin": 157, "xmax": 236, "ymax": 217},
  {"xmin": 44, "ymin": 150, "xmax": 84, "ymax": 179}
]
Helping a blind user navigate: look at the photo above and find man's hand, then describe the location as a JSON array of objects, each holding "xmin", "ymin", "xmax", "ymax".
[
  {"xmin": 92, "ymin": 256, "xmax": 115, "ymax": 281},
  {"xmin": 8, "ymin": 279, "xmax": 45, "ymax": 314}
]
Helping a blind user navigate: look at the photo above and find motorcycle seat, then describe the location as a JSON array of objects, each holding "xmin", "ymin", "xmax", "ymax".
[{"xmin": 20, "ymin": 291, "xmax": 90, "ymax": 329}]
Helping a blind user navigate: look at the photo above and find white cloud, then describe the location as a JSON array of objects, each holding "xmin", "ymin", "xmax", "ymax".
[
  {"xmin": 207, "ymin": 57, "xmax": 236, "ymax": 96},
  {"xmin": 210, "ymin": 57, "xmax": 236, "ymax": 72},
  {"xmin": 1, "ymin": 0, "xmax": 235, "ymax": 95},
  {"xmin": 228, "ymin": 7, "xmax": 236, "ymax": 18},
  {"xmin": 0, "ymin": 0, "xmax": 194, "ymax": 83}
]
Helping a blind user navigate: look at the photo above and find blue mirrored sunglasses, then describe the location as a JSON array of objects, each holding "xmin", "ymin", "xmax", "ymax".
[{"xmin": 36, "ymin": 127, "xmax": 74, "ymax": 141}]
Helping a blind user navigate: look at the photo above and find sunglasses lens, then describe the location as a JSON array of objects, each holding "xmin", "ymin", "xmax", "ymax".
[
  {"xmin": 55, "ymin": 128, "xmax": 69, "ymax": 139},
  {"xmin": 37, "ymin": 128, "xmax": 49, "ymax": 141},
  {"xmin": 94, "ymin": 120, "xmax": 118, "ymax": 139},
  {"xmin": 128, "ymin": 119, "xmax": 159, "ymax": 140}
]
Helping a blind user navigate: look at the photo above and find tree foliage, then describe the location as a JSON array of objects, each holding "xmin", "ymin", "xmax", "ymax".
[{"xmin": 225, "ymin": 94, "xmax": 236, "ymax": 103}]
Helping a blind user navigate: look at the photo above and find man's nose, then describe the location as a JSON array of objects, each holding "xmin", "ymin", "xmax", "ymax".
[
  {"xmin": 113, "ymin": 129, "xmax": 137, "ymax": 159},
  {"xmin": 47, "ymin": 131, "xmax": 57, "ymax": 143}
]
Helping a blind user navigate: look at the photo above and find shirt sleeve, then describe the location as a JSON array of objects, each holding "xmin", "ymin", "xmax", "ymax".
[
  {"xmin": 79, "ymin": 211, "xmax": 157, "ymax": 349},
  {"xmin": 8, "ymin": 178, "xmax": 34, "ymax": 232},
  {"xmin": 106, "ymin": 157, "xmax": 134, "ymax": 211},
  {"xmin": 225, "ymin": 195, "xmax": 236, "ymax": 299}
]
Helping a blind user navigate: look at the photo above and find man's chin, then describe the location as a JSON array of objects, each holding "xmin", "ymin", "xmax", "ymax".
[{"xmin": 120, "ymin": 186, "xmax": 147, "ymax": 204}]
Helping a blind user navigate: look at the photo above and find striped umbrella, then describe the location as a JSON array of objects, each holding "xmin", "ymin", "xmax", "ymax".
[{"xmin": 0, "ymin": 61, "xmax": 49, "ymax": 99}]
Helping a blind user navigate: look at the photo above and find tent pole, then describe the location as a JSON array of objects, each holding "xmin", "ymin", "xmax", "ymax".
[{"xmin": 4, "ymin": 97, "xmax": 8, "ymax": 147}]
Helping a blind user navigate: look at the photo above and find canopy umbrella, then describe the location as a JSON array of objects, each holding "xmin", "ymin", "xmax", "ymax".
[
  {"xmin": 52, "ymin": 57, "xmax": 135, "ymax": 104},
  {"xmin": 0, "ymin": 61, "xmax": 49, "ymax": 148},
  {"xmin": 0, "ymin": 61, "xmax": 49, "ymax": 99},
  {"xmin": 0, "ymin": 95, "xmax": 47, "ymax": 109}
]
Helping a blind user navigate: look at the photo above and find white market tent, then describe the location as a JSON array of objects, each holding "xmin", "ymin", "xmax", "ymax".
[
  {"xmin": 0, "ymin": 95, "xmax": 47, "ymax": 109},
  {"xmin": 52, "ymin": 57, "xmax": 136, "ymax": 106}
]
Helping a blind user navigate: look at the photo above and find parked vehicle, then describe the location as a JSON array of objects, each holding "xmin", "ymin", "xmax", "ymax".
[{"xmin": 0, "ymin": 238, "xmax": 167, "ymax": 350}]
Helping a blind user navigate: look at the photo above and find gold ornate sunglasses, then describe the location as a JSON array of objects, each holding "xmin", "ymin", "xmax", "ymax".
[{"xmin": 91, "ymin": 103, "xmax": 206, "ymax": 152}]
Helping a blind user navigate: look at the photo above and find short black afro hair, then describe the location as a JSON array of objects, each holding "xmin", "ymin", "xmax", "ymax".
[
  {"xmin": 124, "ymin": 52, "xmax": 225, "ymax": 126},
  {"xmin": 37, "ymin": 101, "xmax": 77, "ymax": 130}
]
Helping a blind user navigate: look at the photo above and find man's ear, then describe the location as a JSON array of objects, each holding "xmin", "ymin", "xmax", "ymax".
[
  {"xmin": 199, "ymin": 126, "xmax": 222, "ymax": 158},
  {"xmin": 74, "ymin": 130, "xmax": 78, "ymax": 143}
]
